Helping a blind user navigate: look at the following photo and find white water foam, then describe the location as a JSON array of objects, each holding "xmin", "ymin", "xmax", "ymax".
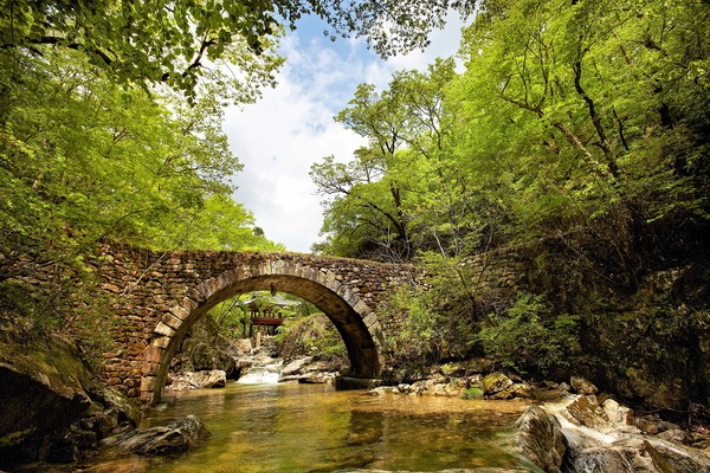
[{"xmin": 237, "ymin": 363, "xmax": 282, "ymax": 385}]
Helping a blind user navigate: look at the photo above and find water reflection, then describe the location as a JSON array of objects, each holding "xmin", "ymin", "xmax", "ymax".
[{"xmin": 79, "ymin": 382, "xmax": 538, "ymax": 473}]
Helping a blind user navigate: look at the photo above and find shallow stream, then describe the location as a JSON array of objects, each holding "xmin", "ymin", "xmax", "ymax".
[{"xmin": 66, "ymin": 382, "xmax": 541, "ymax": 472}]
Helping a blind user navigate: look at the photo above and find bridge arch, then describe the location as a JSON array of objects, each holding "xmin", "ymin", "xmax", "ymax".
[{"xmin": 139, "ymin": 260, "xmax": 383, "ymax": 404}]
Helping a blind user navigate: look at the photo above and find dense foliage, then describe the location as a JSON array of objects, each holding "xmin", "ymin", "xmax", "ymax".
[
  {"xmin": 275, "ymin": 313, "xmax": 348, "ymax": 364},
  {"xmin": 314, "ymin": 0, "xmax": 709, "ymax": 263},
  {"xmin": 313, "ymin": 0, "xmax": 710, "ymax": 381},
  {"xmin": 0, "ymin": 0, "xmax": 477, "ymax": 350},
  {"xmin": 0, "ymin": 7, "xmax": 285, "ymax": 347},
  {"xmin": 0, "ymin": 0, "xmax": 475, "ymax": 100}
]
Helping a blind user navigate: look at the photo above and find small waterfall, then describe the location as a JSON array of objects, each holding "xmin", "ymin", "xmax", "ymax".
[{"xmin": 237, "ymin": 362, "xmax": 283, "ymax": 384}]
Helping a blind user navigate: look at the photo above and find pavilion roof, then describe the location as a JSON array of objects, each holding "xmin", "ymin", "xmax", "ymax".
[{"xmin": 240, "ymin": 295, "xmax": 301, "ymax": 307}]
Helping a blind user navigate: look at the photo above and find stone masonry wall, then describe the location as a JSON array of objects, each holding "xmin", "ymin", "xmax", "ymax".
[
  {"xmin": 5, "ymin": 243, "xmax": 529, "ymax": 400},
  {"xmin": 95, "ymin": 244, "xmax": 419, "ymax": 399}
]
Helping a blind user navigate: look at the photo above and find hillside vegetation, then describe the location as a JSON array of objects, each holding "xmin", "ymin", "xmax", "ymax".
[{"xmin": 311, "ymin": 0, "xmax": 710, "ymax": 414}]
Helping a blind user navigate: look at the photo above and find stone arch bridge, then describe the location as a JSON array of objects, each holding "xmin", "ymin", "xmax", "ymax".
[{"xmin": 97, "ymin": 246, "xmax": 420, "ymax": 404}]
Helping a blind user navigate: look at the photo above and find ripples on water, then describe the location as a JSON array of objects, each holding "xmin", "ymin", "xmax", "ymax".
[{"xmin": 72, "ymin": 382, "xmax": 541, "ymax": 473}]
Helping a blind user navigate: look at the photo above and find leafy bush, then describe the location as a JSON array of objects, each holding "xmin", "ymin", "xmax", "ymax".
[
  {"xmin": 462, "ymin": 386, "xmax": 483, "ymax": 400},
  {"xmin": 274, "ymin": 313, "xmax": 348, "ymax": 363},
  {"xmin": 384, "ymin": 285, "xmax": 443, "ymax": 366},
  {"xmin": 475, "ymin": 292, "xmax": 580, "ymax": 375}
]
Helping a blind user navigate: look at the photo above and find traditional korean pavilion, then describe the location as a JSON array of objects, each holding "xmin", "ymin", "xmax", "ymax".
[{"xmin": 241, "ymin": 294, "xmax": 300, "ymax": 338}]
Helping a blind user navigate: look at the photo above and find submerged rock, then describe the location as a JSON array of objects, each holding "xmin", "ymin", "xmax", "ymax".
[
  {"xmin": 370, "ymin": 386, "xmax": 400, "ymax": 396},
  {"xmin": 513, "ymin": 406, "xmax": 568, "ymax": 473},
  {"xmin": 102, "ymin": 415, "xmax": 209, "ymax": 456}
]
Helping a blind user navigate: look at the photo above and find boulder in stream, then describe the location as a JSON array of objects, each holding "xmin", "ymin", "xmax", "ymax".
[
  {"xmin": 561, "ymin": 395, "xmax": 612, "ymax": 431},
  {"xmin": 482, "ymin": 373, "xmax": 514, "ymax": 397},
  {"xmin": 489, "ymin": 382, "xmax": 533, "ymax": 400},
  {"xmin": 281, "ymin": 356, "xmax": 314, "ymax": 377},
  {"xmin": 570, "ymin": 376, "xmax": 598, "ymax": 395},
  {"xmin": 601, "ymin": 399, "xmax": 635, "ymax": 429},
  {"xmin": 566, "ymin": 437, "xmax": 710, "ymax": 473},
  {"xmin": 167, "ymin": 369, "xmax": 227, "ymax": 390},
  {"xmin": 189, "ymin": 369, "xmax": 226, "ymax": 388},
  {"xmin": 513, "ymin": 406, "xmax": 568, "ymax": 473},
  {"xmin": 102, "ymin": 415, "xmax": 209, "ymax": 456}
]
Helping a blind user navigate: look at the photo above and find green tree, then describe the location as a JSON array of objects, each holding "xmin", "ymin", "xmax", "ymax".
[
  {"xmin": 0, "ymin": 49, "xmax": 282, "ymax": 344},
  {"xmin": 311, "ymin": 60, "xmax": 459, "ymax": 260},
  {"xmin": 316, "ymin": 0, "xmax": 710, "ymax": 377},
  {"xmin": 0, "ymin": 0, "xmax": 476, "ymax": 100}
]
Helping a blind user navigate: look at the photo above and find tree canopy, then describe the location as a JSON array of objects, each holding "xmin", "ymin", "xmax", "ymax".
[
  {"xmin": 1, "ymin": 0, "xmax": 475, "ymax": 100},
  {"xmin": 313, "ymin": 0, "xmax": 710, "ymax": 266}
]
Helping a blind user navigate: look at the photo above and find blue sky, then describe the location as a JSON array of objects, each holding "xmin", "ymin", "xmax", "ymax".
[{"xmin": 224, "ymin": 13, "xmax": 466, "ymax": 253}]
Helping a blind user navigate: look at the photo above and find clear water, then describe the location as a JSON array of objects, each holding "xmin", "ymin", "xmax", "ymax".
[{"xmin": 70, "ymin": 382, "xmax": 540, "ymax": 472}]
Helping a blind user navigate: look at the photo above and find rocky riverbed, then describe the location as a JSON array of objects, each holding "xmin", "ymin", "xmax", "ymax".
[
  {"xmin": 364, "ymin": 368, "xmax": 710, "ymax": 473},
  {"xmin": 4, "ymin": 326, "xmax": 709, "ymax": 473}
]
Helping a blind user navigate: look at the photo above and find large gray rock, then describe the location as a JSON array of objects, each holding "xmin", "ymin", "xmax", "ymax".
[
  {"xmin": 167, "ymin": 370, "xmax": 227, "ymax": 390},
  {"xmin": 561, "ymin": 395, "xmax": 611, "ymax": 430},
  {"xmin": 103, "ymin": 415, "xmax": 209, "ymax": 456},
  {"xmin": 298, "ymin": 372, "xmax": 337, "ymax": 385},
  {"xmin": 0, "ymin": 337, "xmax": 138, "ymax": 469},
  {"xmin": 567, "ymin": 437, "xmax": 710, "ymax": 473},
  {"xmin": 0, "ymin": 362, "xmax": 91, "ymax": 452},
  {"xmin": 601, "ymin": 399, "xmax": 635, "ymax": 430},
  {"xmin": 281, "ymin": 356, "xmax": 314, "ymax": 377},
  {"xmin": 189, "ymin": 370, "xmax": 226, "ymax": 388},
  {"xmin": 513, "ymin": 406, "xmax": 568, "ymax": 473},
  {"xmin": 235, "ymin": 338, "xmax": 252, "ymax": 354},
  {"xmin": 489, "ymin": 382, "xmax": 533, "ymax": 400},
  {"xmin": 170, "ymin": 317, "xmax": 244, "ymax": 378}
]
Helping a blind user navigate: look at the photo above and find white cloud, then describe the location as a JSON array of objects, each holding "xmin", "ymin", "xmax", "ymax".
[
  {"xmin": 225, "ymin": 15, "xmax": 466, "ymax": 253},
  {"xmin": 225, "ymin": 36, "xmax": 366, "ymax": 252},
  {"xmin": 386, "ymin": 12, "xmax": 467, "ymax": 72}
]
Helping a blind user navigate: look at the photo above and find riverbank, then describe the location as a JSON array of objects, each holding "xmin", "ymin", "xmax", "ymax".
[{"xmin": 18, "ymin": 382, "xmax": 538, "ymax": 473}]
